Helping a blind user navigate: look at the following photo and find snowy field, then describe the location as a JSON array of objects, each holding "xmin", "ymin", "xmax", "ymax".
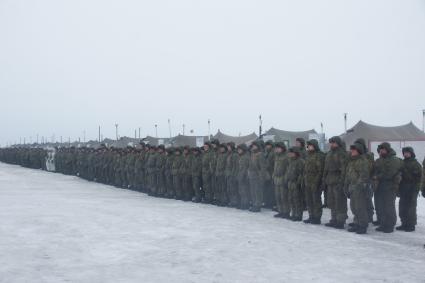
[{"xmin": 0, "ymin": 162, "xmax": 424, "ymax": 283}]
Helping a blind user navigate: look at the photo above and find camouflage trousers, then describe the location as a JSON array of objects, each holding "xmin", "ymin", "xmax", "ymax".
[
  {"xmin": 249, "ymin": 178, "xmax": 263, "ymax": 209},
  {"xmin": 238, "ymin": 179, "xmax": 250, "ymax": 209},
  {"xmin": 157, "ymin": 173, "xmax": 166, "ymax": 196},
  {"xmin": 375, "ymin": 182, "xmax": 397, "ymax": 229},
  {"xmin": 216, "ymin": 175, "xmax": 227, "ymax": 205},
  {"xmin": 349, "ymin": 185, "xmax": 369, "ymax": 228},
  {"xmin": 398, "ymin": 185, "xmax": 418, "ymax": 227},
  {"xmin": 274, "ymin": 183, "xmax": 290, "ymax": 215},
  {"xmin": 181, "ymin": 175, "xmax": 193, "ymax": 201},
  {"xmin": 192, "ymin": 175, "xmax": 202, "ymax": 202},
  {"xmin": 226, "ymin": 176, "xmax": 239, "ymax": 207},
  {"xmin": 202, "ymin": 173, "xmax": 213, "ymax": 203},
  {"xmin": 148, "ymin": 172, "xmax": 157, "ymax": 194},
  {"xmin": 304, "ymin": 183, "xmax": 322, "ymax": 221},
  {"xmin": 173, "ymin": 175, "xmax": 182, "ymax": 199},
  {"xmin": 288, "ymin": 182, "xmax": 303, "ymax": 218},
  {"xmin": 327, "ymin": 184, "xmax": 348, "ymax": 225},
  {"xmin": 263, "ymin": 180, "xmax": 275, "ymax": 208},
  {"xmin": 165, "ymin": 174, "xmax": 174, "ymax": 197}
]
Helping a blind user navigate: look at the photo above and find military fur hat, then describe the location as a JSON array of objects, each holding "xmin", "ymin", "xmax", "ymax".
[
  {"xmin": 306, "ymin": 139, "xmax": 320, "ymax": 151},
  {"xmin": 265, "ymin": 140, "xmax": 274, "ymax": 147},
  {"xmin": 295, "ymin": 138, "xmax": 306, "ymax": 147},
  {"xmin": 350, "ymin": 143, "xmax": 364, "ymax": 155},
  {"xmin": 227, "ymin": 142, "xmax": 236, "ymax": 150},
  {"xmin": 237, "ymin": 144, "xmax": 248, "ymax": 152},
  {"xmin": 211, "ymin": 139, "xmax": 220, "ymax": 146},
  {"xmin": 158, "ymin": 145, "xmax": 165, "ymax": 151},
  {"xmin": 402, "ymin": 146, "xmax": 415, "ymax": 158},
  {"xmin": 378, "ymin": 142, "xmax": 391, "ymax": 152},
  {"xmin": 328, "ymin": 136, "xmax": 343, "ymax": 147},
  {"xmin": 274, "ymin": 142, "xmax": 287, "ymax": 151},
  {"xmin": 288, "ymin": 146, "xmax": 301, "ymax": 155}
]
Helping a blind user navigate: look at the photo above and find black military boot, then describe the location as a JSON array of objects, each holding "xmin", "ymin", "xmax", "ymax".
[
  {"xmin": 334, "ymin": 223, "xmax": 345, "ymax": 229},
  {"xmin": 325, "ymin": 222, "xmax": 336, "ymax": 228},
  {"xmin": 250, "ymin": 206, "xmax": 261, "ymax": 213},
  {"xmin": 274, "ymin": 213, "xmax": 283, "ymax": 218},
  {"xmin": 396, "ymin": 225, "xmax": 406, "ymax": 231},
  {"xmin": 281, "ymin": 213, "xmax": 291, "ymax": 220},
  {"xmin": 310, "ymin": 218, "xmax": 321, "ymax": 225},
  {"xmin": 355, "ymin": 227, "xmax": 367, "ymax": 235},
  {"xmin": 348, "ymin": 222, "xmax": 357, "ymax": 227},
  {"xmin": 404, "ymin": 226, "xmax": 415, "ymax": 232},
  {"xmin": 375, "ymin": 226, "xmax": 384, "ymax": 232},
  {"xmin": 382, "ymin": 227, "xmax": 394, "ymax": 233},
  {"xmin": 303, "ymin": 218, "xmax": 312, "ymax": 224},
  {"xmin": 348, "ymin": 225, "xmax": 358, "ymax": 232},
  {"xmin": 372, "ymin": 220, "xmax": 380, "ymax": 226}
]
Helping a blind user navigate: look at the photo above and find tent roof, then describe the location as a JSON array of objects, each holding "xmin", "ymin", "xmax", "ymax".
[
  {"xmin": 264, "ymin": 127, "xmax": 318, "ymax": 145},
  {"xmin": 213, "ymin": 130, "xmax": 258, "ymax": 145},
  {"xmin": 340, "ymin": 120, "xmax": 425, "ymax": 146},
  {"xmin": 172, "ymin": 134, "xmax": 208, "ymax": 147}
]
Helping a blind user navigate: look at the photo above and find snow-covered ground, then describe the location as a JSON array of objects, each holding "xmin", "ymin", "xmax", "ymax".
[{"xmin": 0, "ymin": 162, "xmax": 424, "ymax": 283}]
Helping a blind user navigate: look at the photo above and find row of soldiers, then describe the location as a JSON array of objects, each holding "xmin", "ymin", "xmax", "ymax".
[{"xmin": 1, "ymin": 137, "xmax": 424, "ymax": 235}]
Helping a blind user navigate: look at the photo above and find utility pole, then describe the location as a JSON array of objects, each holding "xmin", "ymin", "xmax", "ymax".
[
  {"xmin": 98, "ymin": 126, "xmax": 101, "ymax": 142},
  {"xmin": 182, "ymin": 124, "xmax": 185, "ymax": 136},
  {"xmin": 259, "ymin": 115, "xmax": 263, "ymax": 137},
  {"xmin": 208, "ymin": 119, "xmax": 211, "ymax": 141},
  {"xmin": 422, "ymin": 109, "xmax": 425, "ymax": 132},
  {"xmin": 134, "ymin": 129, "xmax": 137, "ymax": 139},
  {"xmin": 138, "ymin": 127, "xmax": 141, "ymax": 139},
  {"xmin": 83, "ymin": 130, "xmax": 86, "ymax": 143},
  {"xmin": 155, "ymin": 124, "xmax": 158, "ymax": 138},
  {"xmin": 115, "ymin": 123, "xmax": 119, "ymax": 140},
  {"xmin": 320, "ymin": 122, "xmax": 324, "ymax": 135},
  {"xmin": 168, "ymin": 119, "xmax": 172, "ymax": 138},
  {"xmin": 344, "ymin": 113, "xmax": 348, "ymax": 133}
]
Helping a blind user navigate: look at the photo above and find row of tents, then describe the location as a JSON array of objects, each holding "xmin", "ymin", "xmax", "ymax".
[{"xmin": 12, "ymin": 121, "xmax": 425, "ymax": 161}]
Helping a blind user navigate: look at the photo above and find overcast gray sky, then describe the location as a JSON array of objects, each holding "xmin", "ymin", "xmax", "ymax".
[{"xmin": 1, "ymin": 0, "xmax": 424, "ymax": 145}]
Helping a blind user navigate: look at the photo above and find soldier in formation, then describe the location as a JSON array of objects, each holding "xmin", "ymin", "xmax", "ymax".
[{"xmin": 1, "ymin": 137, "xmax": 424, "ymax": 236}]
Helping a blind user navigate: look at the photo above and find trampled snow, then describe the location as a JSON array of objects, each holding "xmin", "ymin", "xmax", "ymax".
[{"xmin": 0, "ymin": 163, "xmax": 424, "ymax": 283}]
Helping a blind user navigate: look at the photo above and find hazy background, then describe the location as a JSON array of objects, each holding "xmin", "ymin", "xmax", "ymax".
[{"xmin": 1, "ymin": 0, "xmax": 424, "ymax": 145}]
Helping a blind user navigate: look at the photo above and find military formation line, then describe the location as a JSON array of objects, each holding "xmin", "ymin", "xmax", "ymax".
[{"xmin": 1, "ymin": 136, "xmax": 424, "ymax": 235}]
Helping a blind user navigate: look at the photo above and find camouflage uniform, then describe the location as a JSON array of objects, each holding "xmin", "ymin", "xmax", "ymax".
[
  {"xmin": 272, "ymin": 142, "xmax": 290, "ymax": 218},
  {"xmin": 191, "ymin": 148, "xmax": 203, "ymax": 202},
  {"xmin": 286, "ymin": 147, "xmax": 305, "ymax": 221},
  {"xmin": 345, "ymin": 143, "xmax": 370, "ymax": 233},
  {"xmin": 201, "ymin": 143, "xmax": 214, "ymax": 203},
  {"xmin": 156, "ymin": 146, "xmax": 167, "ymax": 197},
  {"xmin": 146, "ymin": 148, "xmax": 158, "ymax": 195},
  {"xmin": 373, "ymin": 142, "xmax": 402, "ymax": 233},
  {"xmin": 237, "ymin": 144, "xmax": 250, "ymax": 210},
  {"xmin": 225, "ymin": 143, "xmax": 239, "ymax": 207},
  {"xmin": 172, "ymin": 149, "xmax": 184, "ymax": 199},
  {"xmin": 303, "ymin": 140, "xmax": 325, "ymax": 224},
  {"xmin": 323, "ymin": 136, "xmax": 348, "ymax": 228},
  {"xmin": 248, "ymin": 141, "xmax": 268, "ymax": 212},
  {"xmin": 397, "ymin": 147, "xmax": 422, "ymax": 231},
  {"xmin": 180, "ymin": 147, "xmax": 193, "ymax": 201},
  {"xmin": 263, "ymin": 141, "xmax": 275, "ymax": 208},
  {"xmin": 215, "ymin": 144, "xmax": 228, "ymax": 206},
  {"xmin": 165, "ymin": 148, "xmax": 175, "ymax": 198}
]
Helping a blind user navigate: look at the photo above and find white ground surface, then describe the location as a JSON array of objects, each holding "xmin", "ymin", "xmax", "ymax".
[{"xmin": 0, "ymin": 162, "xmax": 425, "ymax": 283}]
